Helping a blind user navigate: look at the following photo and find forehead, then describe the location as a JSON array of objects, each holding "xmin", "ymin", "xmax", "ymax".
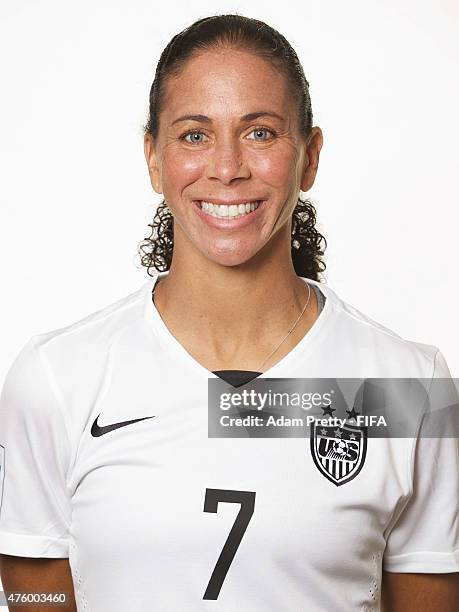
[{"xmin": 161, "ymin": 48, "xmax": 293, "ymax": 121}]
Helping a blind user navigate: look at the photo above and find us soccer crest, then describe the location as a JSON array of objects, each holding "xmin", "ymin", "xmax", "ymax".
[{"xmin": 310, "ymin": 422, "xmax": 367, "ymax": 486}]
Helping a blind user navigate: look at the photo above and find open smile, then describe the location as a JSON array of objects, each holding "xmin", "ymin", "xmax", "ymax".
[
  {"xmin": 197, "ymin": 200, "xmax": 262, "ymax": 219},
  {"xmin": 192, "ymin": 198, "xmax": 267, "ymax": 229}
]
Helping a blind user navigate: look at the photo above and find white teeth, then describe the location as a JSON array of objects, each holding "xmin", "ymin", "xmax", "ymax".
[{"xmin": 200, "ymin": 201, "xmax": 261, "ymax": 219}]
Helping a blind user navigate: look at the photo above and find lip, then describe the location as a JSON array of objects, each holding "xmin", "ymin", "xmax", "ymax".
[{"xmin": 193, "ymin": 199, "xmax": 266, "ymax": 230}]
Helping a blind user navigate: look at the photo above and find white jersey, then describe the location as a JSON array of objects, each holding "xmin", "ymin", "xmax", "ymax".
[{"xmin": 0, "ymin": 272, "xmax": 458, "ymax": 612}]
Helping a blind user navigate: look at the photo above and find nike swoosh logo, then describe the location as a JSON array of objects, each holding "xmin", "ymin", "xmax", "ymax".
[{"xmin": 91, "ymin": 413, "xmax": 155, "ymax": 437}]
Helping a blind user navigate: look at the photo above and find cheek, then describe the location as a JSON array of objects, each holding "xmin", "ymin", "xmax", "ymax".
[
  {"xmin": 162, "ymin": 148, "xmax": 205, "ymax": 192},
  {"xmin": 250, "ymin": 148, "xmax": 298, "ymax": 188}
]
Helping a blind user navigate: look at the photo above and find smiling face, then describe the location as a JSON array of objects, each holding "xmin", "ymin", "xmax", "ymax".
[{"xmin": 144, "ymin": 47, "xmax": 322, "ymax": 268}]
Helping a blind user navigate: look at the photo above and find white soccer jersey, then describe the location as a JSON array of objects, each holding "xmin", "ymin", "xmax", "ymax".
[{"xmin": 0, "ymin": 272, "xmax": 458, "ymax": 612}]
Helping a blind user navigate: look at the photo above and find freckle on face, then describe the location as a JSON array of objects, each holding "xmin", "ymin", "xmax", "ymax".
[{"xmin": 154, "ymin": 48, "xmax": 305, "ymax": 267}]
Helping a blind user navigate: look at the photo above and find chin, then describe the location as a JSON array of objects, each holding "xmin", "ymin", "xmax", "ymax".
[{"xmin": 202, "ymin": 245, "xmax": 258, "ymax": 268}]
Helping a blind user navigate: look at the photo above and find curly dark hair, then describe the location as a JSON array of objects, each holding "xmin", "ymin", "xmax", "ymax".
[{"xmin": 139, "ymin": 14, "xmax": 327, "ymax": 281}]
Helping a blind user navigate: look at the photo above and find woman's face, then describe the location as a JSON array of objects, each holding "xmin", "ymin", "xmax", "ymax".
[{"xmin": 144, "ymin": 47, "xmax": 322, "ymax": 267}]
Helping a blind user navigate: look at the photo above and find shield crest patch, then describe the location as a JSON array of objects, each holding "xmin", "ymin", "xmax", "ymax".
[{"xmin": 310, "ymin": 423, "xmax": 367, "ymax": 486}]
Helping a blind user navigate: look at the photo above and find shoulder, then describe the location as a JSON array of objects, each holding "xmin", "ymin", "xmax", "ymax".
[
  {"xmin": 1, "ymin": 278, "xmax": 157, "ymax": 431},
  {"xmin": 32, "ymin": 278, "xmax": 154, "ymax": 360},
  {"xmin": 309, "ymin": 279, "xmax": 443, "ymax": 378},
  {"xmin": 4, "ymin": 278, "xmax": 155, "ymax": 410}
]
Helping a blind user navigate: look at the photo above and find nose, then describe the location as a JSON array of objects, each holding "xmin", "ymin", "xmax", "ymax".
[{"xmin": 205, "ymin": 138, "xmax": 250, "ymax": 184}]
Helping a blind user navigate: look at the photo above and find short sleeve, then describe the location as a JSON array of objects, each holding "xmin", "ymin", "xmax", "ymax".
[
  {"xmin": 383, "ymin": 349, "xmax": 459, "ymax": 573},
  {"xmin": 0, "ymin": 336, "xmax": 71, "ymax": 558}
]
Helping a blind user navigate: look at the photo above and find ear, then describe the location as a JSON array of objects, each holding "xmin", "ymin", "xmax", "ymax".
[
  {"xmin": 144, "ymin": 133, "xmax": 163, "ymax": 194},
  {"xmin": 300, "ymin": 127, "xmax": 323, "ymax": 192}
]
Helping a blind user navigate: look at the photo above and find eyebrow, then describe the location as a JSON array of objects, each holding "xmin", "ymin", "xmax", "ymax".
[{"xmin": 171, "ymin": 111, "xmax": 285, "ymax": 126}]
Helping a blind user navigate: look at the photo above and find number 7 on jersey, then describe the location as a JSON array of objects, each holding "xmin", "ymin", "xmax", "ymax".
[{"xmin": 203, "ymin": 488, "xmax": 256, "ymax": 600}]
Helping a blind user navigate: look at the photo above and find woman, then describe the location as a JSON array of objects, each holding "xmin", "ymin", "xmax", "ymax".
[{"xmin": 0, "ymin": 14, "xmax": 458, "ymax": 612}]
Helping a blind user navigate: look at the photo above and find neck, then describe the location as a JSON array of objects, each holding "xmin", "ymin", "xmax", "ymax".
[{"xmin": 152, "ymin": 228, "xmax": 318, "ymax": 371}]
